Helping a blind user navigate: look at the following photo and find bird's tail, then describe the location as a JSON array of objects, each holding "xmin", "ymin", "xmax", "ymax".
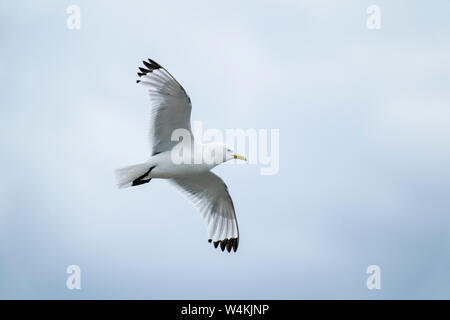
[{"xmin": 114, "ymin": 162, "xmax": 153, "ymax": 188}]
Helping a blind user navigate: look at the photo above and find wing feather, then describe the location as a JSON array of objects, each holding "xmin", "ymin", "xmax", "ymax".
[
  {"xmin": 169, "ymin": 172, "xmax": 240, "ymax": 252},
  {"xmin": 136, "ymin": 59, "xmax": 192, "ymax": 155}
]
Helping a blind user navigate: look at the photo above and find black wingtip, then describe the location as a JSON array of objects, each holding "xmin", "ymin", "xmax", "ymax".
[
  {"xmin": 142, "ymin": 60, "xmax": 151, "ymax": 68},
  {"xmin": 233, "ymin": 238, "xmax": 239, "ymax": 252},
  {"xmin": 221, "ymin": 239, "xmax": 229, "ymax": 252},
  {"xmin": 210, "ymin": 238, "xmax": 238, "ymax": 253},
  {"xmin": 226, "ymin": 240, "xmax": 232, "ymax": 253},
  {"xmin": 142, "ymin": 59, "xmax": 161, "ymax": 71},
  {"xmin": 148, "ymin": 58, "xmax": 162, "ymax": 68},
  {"xmin": 136, "ymin": 58, "xmax": 162, "ymax": 83}
]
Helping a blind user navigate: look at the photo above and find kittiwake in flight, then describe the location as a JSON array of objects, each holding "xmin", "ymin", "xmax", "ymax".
[{"xmin": 115, "ymin": 58, "xmax": 247, "ymax": 253}]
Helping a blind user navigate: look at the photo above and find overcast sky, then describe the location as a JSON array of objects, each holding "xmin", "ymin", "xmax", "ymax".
[{"xmin": 1, "ymin": 0, "xmax": 450, "ymax": 299}]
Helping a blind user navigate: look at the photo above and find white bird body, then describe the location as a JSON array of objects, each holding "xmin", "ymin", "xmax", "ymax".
[
  {"xmin": 144, "ymin": 144, "xmax": 223, "ymax": 179},
  {"xmin": 115, "ymin": 59, "xmax": 246, "ymax": 252},
  {"xmin": 149, "ymin": 151, "xmax": 210, "ymax": 178}
]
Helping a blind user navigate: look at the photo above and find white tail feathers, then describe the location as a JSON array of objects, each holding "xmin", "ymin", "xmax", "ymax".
[{"xmin": 115, "ymin": 162, "xmax": 152, "ymax": 188}]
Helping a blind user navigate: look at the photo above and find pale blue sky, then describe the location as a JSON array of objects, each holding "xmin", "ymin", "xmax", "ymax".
[{"xmin": 1, "ymin": 0, "xmax": 450, "ymax": 299}]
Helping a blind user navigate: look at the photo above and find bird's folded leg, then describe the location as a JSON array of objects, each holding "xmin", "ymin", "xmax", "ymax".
[{"xmin": 131, "ymin": 166, "xmax": 155, "ymax": 186}]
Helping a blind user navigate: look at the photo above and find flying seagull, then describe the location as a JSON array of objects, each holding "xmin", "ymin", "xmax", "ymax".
[{"xmin": 115, "ymin": 58, "xmax": 247, "ymax": 252}]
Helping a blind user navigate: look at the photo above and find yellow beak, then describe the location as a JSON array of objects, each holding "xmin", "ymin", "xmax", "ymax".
[{"xmin": 234, "ymin": 154, "xmax": 247, "ymax": 161}]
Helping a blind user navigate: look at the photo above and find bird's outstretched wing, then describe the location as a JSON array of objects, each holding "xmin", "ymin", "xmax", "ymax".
[
  {"xmin": 169, "ymin": 172, "xmax": 240, "ymax": 252},
  {"xmin": 136, "ymin": 58, "xmax": 192, "ymax": 155}
]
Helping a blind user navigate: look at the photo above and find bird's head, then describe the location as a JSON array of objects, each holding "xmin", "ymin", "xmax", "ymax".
[
  {"xmin": 225, "ymin": 146, "xmax": 247, "ymax": 162},
  {"xmin": 204, "ymin": 142, "xmax": 247, "ymax": 164}
]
